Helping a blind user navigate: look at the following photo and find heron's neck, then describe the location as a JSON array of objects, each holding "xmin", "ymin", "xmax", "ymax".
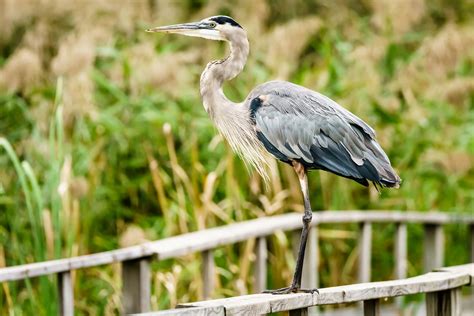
[
  {"xmin": 199, "ymin": 33, "xmax": 269, "ymax": 179},
  {"xmin": 200, "ymin": 34, "xmax": 249, "ymax": 118}
]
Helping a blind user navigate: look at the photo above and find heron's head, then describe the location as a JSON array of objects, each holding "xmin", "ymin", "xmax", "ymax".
[{"xmin": 146, "ymin": 15, "xmax": 245, "ymax": 42}]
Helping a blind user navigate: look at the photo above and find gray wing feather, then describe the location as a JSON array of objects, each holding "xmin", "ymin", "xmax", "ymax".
[{"xmin": 249, "ymin": 81, "xmax": 400, "ymax": 187}]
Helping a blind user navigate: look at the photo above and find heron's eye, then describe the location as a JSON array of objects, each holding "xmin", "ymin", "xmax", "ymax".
[{"xmin": 209, "ymin": 22, "xmax": 217, "ymax": 28}]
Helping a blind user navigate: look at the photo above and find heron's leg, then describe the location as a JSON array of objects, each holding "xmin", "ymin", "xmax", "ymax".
[
  {"xmin": 264, "ymin": 162, "xmax": 317, "ymax": 294},
  {"xmin": 291, "ymin": 165, "xmax": 314, "ymax": 289}
]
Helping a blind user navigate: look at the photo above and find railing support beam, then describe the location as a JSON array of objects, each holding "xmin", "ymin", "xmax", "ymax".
[
  {"xmin": 58, "ymin": 271, "xmax": 74, "ymax": 316},
  {"xmin": 394, "ymin": 223, "xmax": 407, "ymax": 279},
  {"xmin": 122, "ymin": 257, "xmax": 151, "ymax": 314},
  {"xmin": 254, "ymin": 237, "xmax": 267, "ymax": 292},
  {"xmin": 202, "ymin": 250, "xmax": 215, "ymax": 299},
  {"xmin": 426, "ymin": 287, "xmax": 461, "ymax": 316},
  {"xmin": 363, "ymin": 299, "xmax": 380, "ymax": 316},
  {"xmin": 290, "ymin": 307, "xmax": 309, "ymax": 316},
  {"xmin": 470, "ymin": 224, "xmax": 474, "ymax": 263},
  {"xmin": 358, "ymin": 222, "xmax": 372, "ymax": 283},
  {"xmin": 424, "ymin": 224, "xmax": 444, "ymax": 272},
  {"xmin": 302, "ymin": 226, "xmax": 319, "ymax": 289},
  {"xmin": 394, "ymin": 222, "xmax": 407, "ymax": 307}
]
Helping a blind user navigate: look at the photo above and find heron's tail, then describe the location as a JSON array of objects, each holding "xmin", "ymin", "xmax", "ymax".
[
  {"xmin": 365, "ymin": 140, "xmax": 401, "ymax": 189},
  {"xmin": 379, "ymin": 172, "xmax": 401, "ymax": 188}
]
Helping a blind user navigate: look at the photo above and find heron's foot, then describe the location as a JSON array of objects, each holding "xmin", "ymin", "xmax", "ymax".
[{"xmin": 263, "ymin": 286, "xmax": 319, "ymax": 295}]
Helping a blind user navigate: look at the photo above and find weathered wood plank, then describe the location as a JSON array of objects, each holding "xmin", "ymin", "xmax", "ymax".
[
  {"xmin": 130, "ymin": 306, "xmax": 225, "ymax": 316},
  {"xmin": 470, "ymin": 224, "xmax": 474, "ymax": 263},
  {"xmin": 426, "ymin": 287, "xmax": 461, "ymax": 316},
  {"xmin": 302, "ymin": 226, "xmax": 318, "ymax": 290},
  {"xmin": 122, "ymin": 257, "xmax": 151, "ymax": 314},
  {"xmin": 0, "ymin": 211, "xmax": 472, "ymax": 283},
  {"xmin": 358, "ymin": 222, "xmax": 372, "ymax": 283},
  {"xmin": 394, "ymin": 222, "xmax": 407, "ymax": 307},
  {"xmin": 58, "ymin": 271, "xmax": 74, "ymax": 316},
  {"xmin": 289, "ymin": 307, "xmax": 309, "ymax": 316},
  {"xmin": 0, "ymin": 245, "xmax": 155, "ymax": 282},
  {"xmin": 424, "ymin": 224, "xmax": 445, "ymax": 273},
  {"xmin": 394, "ymin": 223, "xmax": 407, "ymax": 280},
  {"xmin": 363, "ymin": 299, "xmax": 380, "ymax": 316},
  {"xmin": 435, "ymin": 263, "xmax": 474, "ymax": 282},
  {"xmin": 314, "ymin": 270, "xmax": 468, "ymax": 305},
  {"xmin": 202, "ymin": 250, "xmax": 215, "ymax": 300},
  {"xmin": 179, "ymin": 293, "xmax": 314, "ymax": 315},
  {"xmin": 254, "ymin": 237, "xmax": 267, "ymax": 292},
  {"xmin": 176, "ymin": 264, "xmax": 472, "ymax": 314}
]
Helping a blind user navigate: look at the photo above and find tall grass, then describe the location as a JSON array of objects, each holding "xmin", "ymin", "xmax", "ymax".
[{"xmin": 0, "ymin": 0, "xmax": 473, "ymax": 314}]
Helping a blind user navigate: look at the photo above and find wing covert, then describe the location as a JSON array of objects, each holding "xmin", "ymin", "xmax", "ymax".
[{"xmin": 250, "ymin": 82, "xmax": 400, "ymax": 187}]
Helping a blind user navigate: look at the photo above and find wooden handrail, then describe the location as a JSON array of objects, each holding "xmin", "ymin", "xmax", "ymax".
[
  {"xmin": 132, "ymin": 263, "xmax": 474, "ymax": 316},
  {"xmin": 0, "ymin": 211, "xmax": 472, "ymax": 283},
  {"xmin": 1, "ymin": 210, "xmax": 473, "ymax": 315}
]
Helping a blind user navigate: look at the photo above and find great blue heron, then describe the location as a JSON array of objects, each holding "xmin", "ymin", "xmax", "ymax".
[{"xmin": 147, "ymin": 15, "xmax": 401, "ymax": 294}]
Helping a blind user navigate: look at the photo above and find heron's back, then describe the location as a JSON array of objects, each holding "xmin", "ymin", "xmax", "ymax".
[{"xmin": 247, "ymin": 81, "xmax": 401, "ymax": 188}]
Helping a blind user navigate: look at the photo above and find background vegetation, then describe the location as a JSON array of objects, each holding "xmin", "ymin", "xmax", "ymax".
[{"xmin": 0, "ymin": 0, "xmax": 473, "ymax": 314}]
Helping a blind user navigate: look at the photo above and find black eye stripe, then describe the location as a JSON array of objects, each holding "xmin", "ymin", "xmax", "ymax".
[{"xmin": 209, "ymin": 16, "xmax": 242, "ymax": 29}]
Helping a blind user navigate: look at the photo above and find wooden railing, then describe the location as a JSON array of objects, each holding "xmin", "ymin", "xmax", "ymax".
[
  {"xmin": 0, "ymin": 211, "xmax": 473, "ymax": 315},
  {"xmin": 134, "ymin": 263, "xmax": 474, "ymax": 316}
]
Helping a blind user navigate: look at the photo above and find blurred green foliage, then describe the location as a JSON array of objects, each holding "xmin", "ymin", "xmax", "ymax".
[{"xmin": 0, "ymin": 0, "xmax": 473, "ymax": 314}]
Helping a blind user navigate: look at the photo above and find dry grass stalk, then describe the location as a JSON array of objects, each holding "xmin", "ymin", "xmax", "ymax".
[
  {"xmin": 370, "ymin": 0, "xmax": 426, "ymax": 35},
  {"xmin": 126, "ymin": 42, "xmax": 201, "ymax": 97},
  {"xmin": 263, "ymin": 16, "xmax": 322, "ymax": 79},
  {"xmin": 396, "ymin": 24, "xmax": 474, "ymax": 97},
  {"xmin": 233, "ymin": 0, "xmax": 269, "ymax": 40},
  {"xmin": 119, "ymin": 225, "xmax": 149, "ymax": 248},
  {"xmin": 418, "ymin": 24, "xmax": 474, "ymax": 78},
  {"xmin": 0, "ymin": 48, "xmax": 42, "ymax": 93},
  {"xmin": 42, "ymin": 209, "xmax": 55, "ymax": 259},
  {"xmin": 427, "ymin": 77, "xmax": 474, "ymax": 107},
  {"xmin": 0, "ymin": 246, "xmax": 13, "ymax": 310},
  {"xmin": 422, "ymin": 150, "xmax": 473, "ymax": 175},
  {"xmin": 237, "ymin": 238, "xmax": 255, "ymax": 295},
  {"xmin": 163, "ymin": 123, "xmax": 189, "ymax": 234}
]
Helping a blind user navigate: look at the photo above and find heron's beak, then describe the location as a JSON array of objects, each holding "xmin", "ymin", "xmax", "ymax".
[
  {"xmin": 146, "ymin": 22, "xmax": 201, "ymax": 34},
  {"xmin": 146, "ymin": 21, "xmax": 224, "ymax": 41}
]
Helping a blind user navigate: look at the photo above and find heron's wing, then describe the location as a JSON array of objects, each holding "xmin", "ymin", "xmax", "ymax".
[{"xmin": 250, "ymin": 81, "xmax": 400, "ymax": 187}]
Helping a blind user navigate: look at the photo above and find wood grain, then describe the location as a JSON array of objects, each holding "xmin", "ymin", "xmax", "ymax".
[
  {"xmin": 122, "ymin": 257, "xmax": 151, "ymax": 314},
  {"xmin": 202, "ymin": 250, "xmax": 215, "ymax": 300},
  {"xmin": 363, "ymin": 299, "xmax": 380, "ymax": 316},
  {"xmin": 129, "ymin": 306, "xmax": 225, "ymax": 316},
  {"xmin": 58, "ymin": 271, "xmax": 74, "ymax": 316},
  {"xmin": 470, "ymin": 224, "xmax": 474, "ymax": 263},
  {"xmin": 394, "ymin": 223, "xmax": 407, "ymax": 280},
  {"xmin": 424, "ymin": 224, "xmax": 445, "ymax": 273},
  {"xmin": 426, "ymin": 287, "xmax": 461, "ymax": 316},
  {"xmin": 166, "ymin": 264, "xmax": 473, "ymax": 316},
  {"xmin": 302, "ymin": 227, "xmax": 318, "ymax": 290},
  {"xmin": 358, "ymin": 222, "xmax": 372, "ymax": 283},
  {"xmin": 254, "ymin": 236, "xmax": 267, "ymax": 293}
]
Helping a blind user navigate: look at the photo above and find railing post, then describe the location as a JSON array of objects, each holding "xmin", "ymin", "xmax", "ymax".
[
  {"xmin": 58, "ymin": 271, "xmax": 74, "ymax": 316},
  {"xmin": 202, "ymin": 250, "xmax": 215, "ymax": 299},
  {"xmin": 358, "ymin": 222, "xmax": 372, "ymax": 283},
  {"xmin": 426, "ymin": 287, "xmax": 461, "ymax": 316},
  {"xmin": 254, "ymin": 236, "xmax": 267, "ymax": 292},
  {"xmin": 122, "ymin": 257, "xmax": 151, "ymax": 314},
  {"xmin": 289, "ymin": 307, "xmax": 309, "ymax": 316},
  {"xmin": 470, "ymin": 224, "xmax": 474, "ymax": 263},
  {"xmin": 302, "ymin": 226, "xmax": 319, "ymax": 289},
  {"xmin": 363, "ymin": 299, "xmax": 380, "ymax": 316},
  {"xmin": 424, "ymin": 224, "xmax": 444, "ymax": 272},
  {"xmin": 394, "ymin": 222, "xmax": 407, "ymax": 307},
  {"xmin": 394, "ymin": 222, "xmax": 407, "ymax": 279}
]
